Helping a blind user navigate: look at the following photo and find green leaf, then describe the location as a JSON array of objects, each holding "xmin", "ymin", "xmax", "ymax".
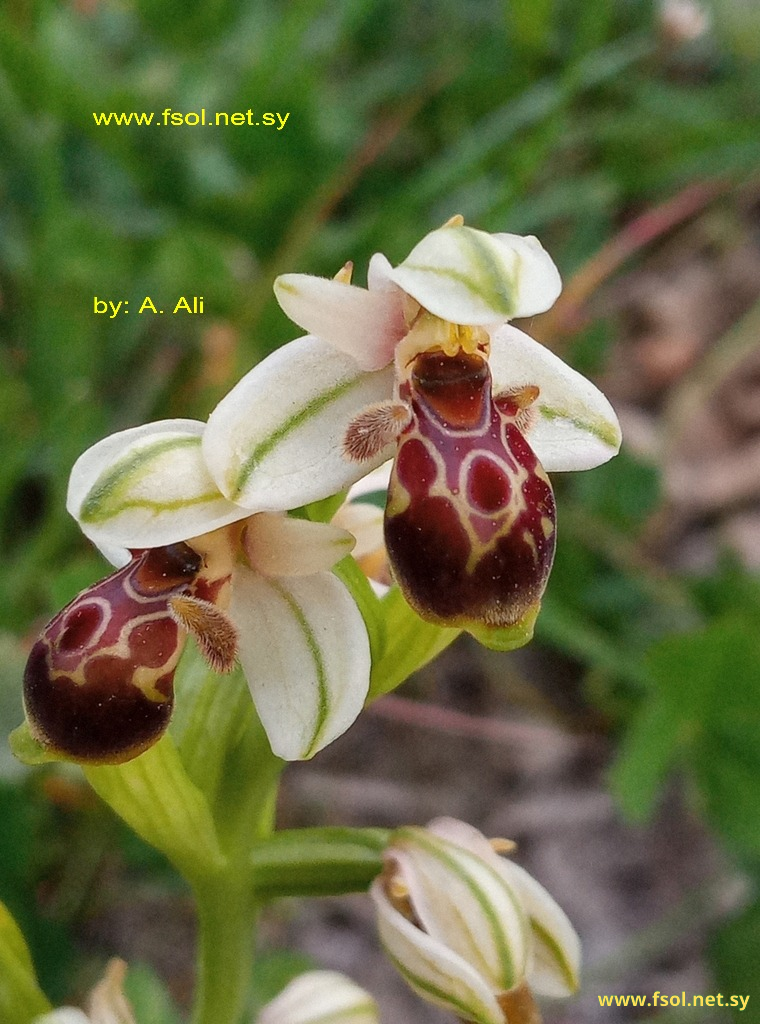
[
  {"xmin": 369, "ymin": 588, "xmax": 460, "ymax": 700},
  {"xmin": 612, "ymin": 614, "xmax": 760, "ymax": 856},
  {"xmin": 609, "ymin": 692, "xmax": 682, "ymax": 821},
  {"xmin": 302, "ymin": 490, "xmax": 349, "ymax": 525},
  {"xmin": 84, "ymin": 735, "xmax": 226, "ymax": 881},
  {"xmin": 0, "ymin": 901, "xmax": 50, "ymax": 1024},
  {"xmin": 711, "ymin": 895, "xmax": 760, "ymax": 1016}
]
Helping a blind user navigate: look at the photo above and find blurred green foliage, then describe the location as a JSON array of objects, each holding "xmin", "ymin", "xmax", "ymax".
[{"xmin": 2, "ymin": 0, "xmax": 760, "ymax": 1018}]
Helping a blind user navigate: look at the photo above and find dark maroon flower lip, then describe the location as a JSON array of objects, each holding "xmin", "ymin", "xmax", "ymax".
[
  {"xmin": 22, "ymin": 541, "xmax": 238, "ymax": 765},
  {"xmin": 385, "ymin": 349, "xmax": 556, "ymax": 633}
]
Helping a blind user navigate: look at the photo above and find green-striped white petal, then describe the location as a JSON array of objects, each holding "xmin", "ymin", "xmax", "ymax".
[
  {"xmin": 203, "ymin": 336, "xmax": 395, "ymax": 511},
  {"xmin": 387, "ymin": 226, "xmax": 561, "ymax": 323},
  {"xmin": 257, "ymin": 970, "xmax": 379, "ymax": 1024},
  {"xmin": 230, "ymin": 567, "xmax": 370, "ymax": 760},
  {"xmin": 67, "ymin": 420, "xmax": 247, "ymax": 549},
  {"xmin": 497, "ymin": 860, "xmax": 581, "ymax": 997},
  {"xmin": 390, "ymin": 827, "xmax": 529, "ymax": 991},
  {"xmin": 428, "ymin": 817, "xmax": 581, "ymax": 997},
  {"xmin": 488, "ymin": 324, "xmax": 622, "ymax": 472},
  {"xmin": 371, "ymin": 878, "xmax": 505, "ymax": 1024}
]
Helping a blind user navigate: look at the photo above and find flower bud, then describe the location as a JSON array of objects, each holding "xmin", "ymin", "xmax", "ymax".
[
  {"xmin": 256, "ymin": 970, "xmax": 379, "ymax": 1024},
  {"xmin": 371, "ymin": 818, "xmax": 580, "ymax": 1024}
]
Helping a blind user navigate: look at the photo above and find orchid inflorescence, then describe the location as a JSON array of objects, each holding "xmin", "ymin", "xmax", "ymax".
[
  {"xmin": 19, "ymin": 214, "xmax": 619, "ymax": 768},
  {"xmin": 14, "ymin": 216, "xmax": 620, "ymax": 1024}
]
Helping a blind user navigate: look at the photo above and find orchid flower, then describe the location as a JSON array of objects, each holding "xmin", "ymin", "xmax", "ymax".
[
  {"xmin": 371, "ymin": 817, "xmax": 581, "ymax": 1024},
  {"xmin": 203, "ymin": 218, "xmax": 621, "ymax": 640},
  {"xmin": 22, "ymin": 419, "xmax": 370, "ymax": 764}
]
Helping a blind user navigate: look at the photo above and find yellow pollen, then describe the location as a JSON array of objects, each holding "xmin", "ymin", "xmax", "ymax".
[
  {"xmin": 395, "ymin": 315, "xmax": 490, "ymax": 378},
  {"xmin": 490, "ymin": 837, "xmax": 518, "ymax": 855},
  {"xmin": 441, "ymin": 322, "xmax": 490, "ymax": 358}
]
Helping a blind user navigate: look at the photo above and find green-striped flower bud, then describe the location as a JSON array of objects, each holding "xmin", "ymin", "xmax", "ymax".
[
  {"xmin": 256, "ymin": 970, "xmax": 379, "ymax": 1024},
  {"xmin": 371, "ymin": 818, "xmax": 580, "ymax": 1024}
]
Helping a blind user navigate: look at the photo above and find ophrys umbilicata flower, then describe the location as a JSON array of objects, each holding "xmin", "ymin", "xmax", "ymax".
[
  {"xmin": 202, "ymin": 218, "xmax": 620, "ymax": 642},
  {"xmin": 22, "ymin": 419, "xmax": 370, "ymax": 764}
]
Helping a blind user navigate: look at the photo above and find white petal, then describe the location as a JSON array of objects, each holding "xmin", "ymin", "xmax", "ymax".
[
  {"xmin": 230, "ymin": 567, "xmax": 370, "ymax": 760},
  {"xmin": 391, "ymin": 829, "xmax": 529, "ymax": 991},
  {"xmin": 67, "ymin": 420, "xmax": 247, "ymax": 549},
  {"xmin": 274, "ymin": 274, "xmax": 405, "ymax": 370},
  {"xmin": 257, "ymin": 971, "xmax": 379, "ymax": 1024},
  {"xmin": 371, "ymin": 879, "xmax": 505, "ymax": 1024},
  {"xmin": 203, "ymin": 336, "xmax": 396, "ymax": 511},
  {"xmin": 488, "ymin": 325, "xmax": 622, "ymax": 471},
  {"xmin": 497, "ymin": 860, "xmax": 581, "ymax": 997},
  {"xmin": 386, "ymin": 225, "xmax": 562, "ymax": 324},
  {"xmin": 244, "ymin": 513, "xmax": 355, "ymax": 577}
]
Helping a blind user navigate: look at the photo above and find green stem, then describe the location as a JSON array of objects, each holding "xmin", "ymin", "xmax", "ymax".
[{"xmin": 191, "ymin": 877, "xmax": 259, "ymax": 1024}]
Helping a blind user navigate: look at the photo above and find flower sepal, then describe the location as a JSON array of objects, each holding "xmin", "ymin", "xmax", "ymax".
[{"xmin": 67, "ymin": 419, "xmax": 247, "ymax": 551}]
